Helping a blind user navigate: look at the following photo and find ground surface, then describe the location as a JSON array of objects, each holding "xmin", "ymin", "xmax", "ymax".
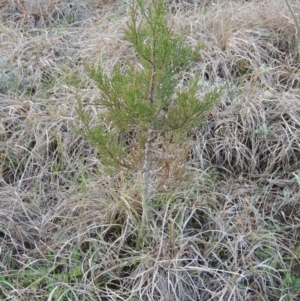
[{"xmin": 1, "ymin": 0, "xmax": 300, "ymax": 300}]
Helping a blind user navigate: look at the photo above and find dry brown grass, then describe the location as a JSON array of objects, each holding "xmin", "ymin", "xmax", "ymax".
[{"xmin": 1, "ymin": 0, "xmax": 300, "ymax": 300}]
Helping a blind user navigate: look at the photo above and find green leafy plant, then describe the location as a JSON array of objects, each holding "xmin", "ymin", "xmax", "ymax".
[
  {"xmin": 282, "ymin": 245, "xmax": 300, "ymax": 294},
  {"xmin": 76, "ymin": 0, "xmax": 221, "ymax": 227},
  {"xmin": 253, "ymin": 123, "xmax": 269, "ymax": 137},
  {"xmin": 0, "ymin": 248, "xmax": 86, "ymax": 301}
]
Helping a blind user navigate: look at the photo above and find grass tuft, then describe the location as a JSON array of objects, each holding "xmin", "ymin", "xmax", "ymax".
[{"xmin": 1, "ymin": 0, "xmax": 300, "ymax": 300}]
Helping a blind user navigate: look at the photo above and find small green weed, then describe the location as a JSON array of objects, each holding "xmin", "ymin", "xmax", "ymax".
[{"xmin": 0, "ymin": 248, "xmax": 86, "ymax": 300}]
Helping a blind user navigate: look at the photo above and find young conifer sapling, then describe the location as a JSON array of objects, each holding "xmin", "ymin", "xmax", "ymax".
[{"xmin": 77, "ymin": 0, "xmax": 221, "ymax": 228}]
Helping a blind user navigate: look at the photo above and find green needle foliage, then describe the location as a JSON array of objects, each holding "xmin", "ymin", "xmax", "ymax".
[{"xmin": 77, "ymin": 0, "xmax": 221, "ymax": 223}]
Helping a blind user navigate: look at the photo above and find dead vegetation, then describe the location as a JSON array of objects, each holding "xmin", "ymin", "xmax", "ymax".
[{"xmin": 1, "ymin": 0, "xmax": 300, "ymax": 300}]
